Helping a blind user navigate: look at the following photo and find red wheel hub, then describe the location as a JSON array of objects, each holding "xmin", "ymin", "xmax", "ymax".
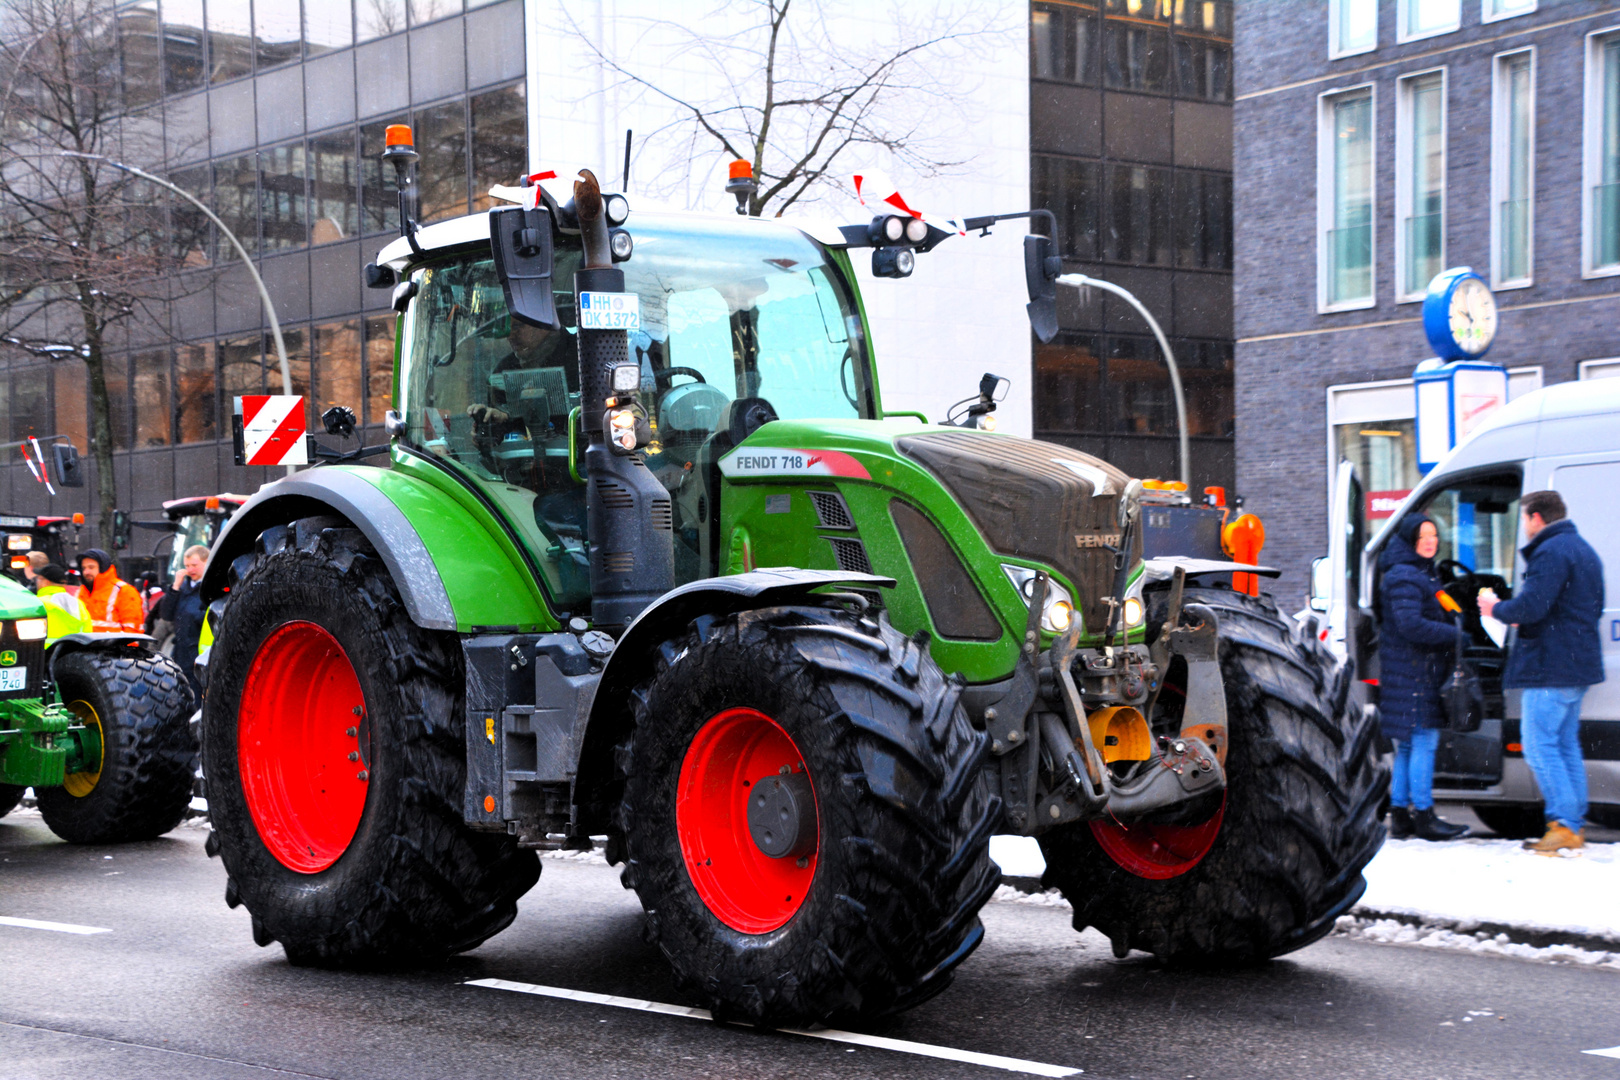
[
  {"xmin": 1090, "ymin": 797, "xmax": 1226, "ymax": 880},
  {"xmin": 676, "ymin": 708, "xmax": 818, "ymax": 934},
  {"xmin": 238, "ymin": 621, "xmax": 368, "ymax": 874}
]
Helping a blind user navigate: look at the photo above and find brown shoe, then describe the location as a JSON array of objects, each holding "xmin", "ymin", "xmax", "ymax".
[{"xmin": 1522, "ymin": 823, "xmax": 1584, "ymax": 854}]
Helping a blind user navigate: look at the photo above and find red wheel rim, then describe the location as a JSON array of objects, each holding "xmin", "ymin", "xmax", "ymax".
[
  {"xmin": 1090, "ymin": 797, "xmax": 1226, "ymax": 880},
  {"xmin": 238, "ymin": 621, "xmax": 368, "ymax": 874},
  {"xmin": 676, "ymin": 708, "xmax": 818, "ymax": 934}
]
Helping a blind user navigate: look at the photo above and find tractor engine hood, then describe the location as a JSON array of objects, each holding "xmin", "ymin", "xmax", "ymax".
[{"xmin": 894, "ymin": 432, "xmax": 1138, "ymax": 634}]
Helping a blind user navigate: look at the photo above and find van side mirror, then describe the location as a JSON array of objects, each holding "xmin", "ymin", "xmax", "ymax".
[
  {"xmin": 1309, "ymin": 555, "xmax": 1331, "ymax": 612},
  {"xmin": 1023, "ymin": 233, "xmax": 1059, "ymax": 344},
  {"xmin": 490, "ymin": 206, "xmax": 560, "ymax": 329}
]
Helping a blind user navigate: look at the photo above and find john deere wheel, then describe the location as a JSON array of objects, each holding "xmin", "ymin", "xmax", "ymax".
[
  {"xmin": 35, "ymin": 649, "xmax": 196, "ymax": 844},
  {"xmin": 617, "ymin": 605, "xmax": 1001, "ymax": 1027},
  {"xmin": 1040, "ymin": 587, "xmax": 1387, "ymax": 963},
  {"xmin": 202, "ymin": 516, "xmax": 538, "ymax": 967},
  {"xmin": 0, "ymin": 784, "xmax": 24, "ymax": 818}
]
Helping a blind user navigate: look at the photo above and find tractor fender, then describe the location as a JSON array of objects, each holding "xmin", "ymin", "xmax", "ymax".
[
  {"xmin": 46, "ymin": 633, "xmax": 158, "ymax": 679},
  {"xmin": 198, "ymin": 468, "xmax": 458, "ymax": 631},
  {"xmin": 572, "ymin": 568, "xmax": 896, "ymax": 830}
]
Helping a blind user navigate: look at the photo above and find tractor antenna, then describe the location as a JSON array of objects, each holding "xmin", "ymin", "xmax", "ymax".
[{"xmin": 622, "ymin": 129, "xmax": 633, "ymax": 193}]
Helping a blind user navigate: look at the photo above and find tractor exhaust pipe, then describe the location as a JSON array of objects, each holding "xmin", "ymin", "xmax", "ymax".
[{"xmin": 572, "ymin": 169, "xmax": 673, "ymax": 630}]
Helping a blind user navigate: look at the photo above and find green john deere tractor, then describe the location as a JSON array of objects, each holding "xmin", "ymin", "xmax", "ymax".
[
  {"xmin": 196, "ymin": 137, "xmax": 1385, "ymax": 1027},
  {"xmin": 0, "ymin": 574, "xmax": 196, "ymax": 843}
]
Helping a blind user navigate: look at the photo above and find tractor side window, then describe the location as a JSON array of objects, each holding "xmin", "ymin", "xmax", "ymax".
[{"xmin": 400, "ymin": 257, "xmax": 591, "ymax": 610}]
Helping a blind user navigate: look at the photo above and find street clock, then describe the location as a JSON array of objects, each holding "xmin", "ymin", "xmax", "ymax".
[{"xmin": 1422, "ymin": 267, "xmax": 1498, "ymax": 361}]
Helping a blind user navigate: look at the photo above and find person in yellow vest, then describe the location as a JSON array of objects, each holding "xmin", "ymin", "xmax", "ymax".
[{"xmin": 35, "ymin": 563, "xmax": 93, "ymax": 643}]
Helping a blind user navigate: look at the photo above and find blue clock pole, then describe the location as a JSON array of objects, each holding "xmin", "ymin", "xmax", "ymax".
[{"xmin": 1413, "ymin": 267, "xmax": 1505, "ymax": 473}]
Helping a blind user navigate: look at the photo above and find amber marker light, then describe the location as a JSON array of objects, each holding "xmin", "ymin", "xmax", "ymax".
[
  {"xmin": 728, "ymin": 159, "xmax": 753, "ymax": 180},
  {"xmin": 385, "ymin": 124, "xmax": 414, "ymax": 149},
  {"xmin": 206, "ymin": 496, "xmax": 221, "ymax": 510},
  {"xmin": 72, "ymin": 513, "xmax": 84, "ymax": 525}
]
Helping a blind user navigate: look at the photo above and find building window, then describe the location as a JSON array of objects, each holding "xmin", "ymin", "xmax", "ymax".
[
  {"xmin": 314, "ymin": 321, "xmax": 364, "ymax": 420},
  {"xmin": 1171, "ymin": 1, "xmax": 1231, "ymax": 101},
  {"xmin": 1103, "ymin": 1, "xmax": 1171, "ymax": 94},
  {"xmin": 1173, "ymin": 171, "xmax": 1232, "ymax": 270},
  {"xmin": 357, "ymin": 0, "xmax": 409, "ymax": 43},
  {"xmin": 254, "ymin": 0, "xmax": 303, "ymax": 70},
  {"xmin": 1032, "ymin": 155, "xmax": 1100, "ymax": 261},
  {"xmin": 1330, "ymin": 0, "xmax": 1376, "ymax": 58},
  {"xmin": 1318, "ymin": 86, "xmax": 1375, "ymax": 310},
  {"xmin": 213, "ymin": 154, "xmax": 259, "ymax": 260},
  {"xmin": 1482, "ymin": 0, "xmax": 1535, "ymax": 24},
  {"xmin": 174, "ymin": 343, "xmax": 217, "ymax": 443},
  {"xmin": 259, "ymin": 143, "xmax": 309, "ymax": 251},
  {"xmin": 1031, "ymin": 2, "xmax": 1099, "ymax": 86},
  {"xmin": 161, "ymin": 0, "xmax": 207, "ymax": 95},
  {"xmin": 1398, "ymin": 0, "xmax": 1459, "ymax": 43},
  {"xmin": 364, "ymin": 315, "xmax": 396, "ymax": 426},
  {"xmin": 208, "ymin": 0, "xmax": 254, "ymax": 83},
  {"xmin": 307, "ymin": 0, "xmax": 355, "ymax": 55},
  {"xmin": 1397, "ymin": 70, "xmax": 1445, "ymax": 300},
  {"xmin": 1105, "ymin": 164, "xmax": 1172, "ymax": 265},
  {"xmin": 471, "ymin": 84, "xmax": 528, "ymax": 212},
  {"xmin": 1491, "ymin": 49, "xmax": 1534, "ymax": 288},
  {"xmin": 309, "ymin": 131, "xmax": 360, "ymax": 244},
  {"xmin": 133, "ymin": 350, "xmax": 172, "ymax": 448},
  {"xmin": 1585, "ymin": 29, "xmax": 1620, "ymax": 276},
  {"xmin": 416, "ymin": 100, "xmax": 470, "ymax": 223}
]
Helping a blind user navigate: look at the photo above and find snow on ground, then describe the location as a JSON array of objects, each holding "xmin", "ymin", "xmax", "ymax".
[
  {"xmin": 1360, "ymin": 836, "xmax": 1620, "ymax": 941},
  {"xmin": 1333, "ymin": 915, "xmax": 1620, "ymax": 971}
]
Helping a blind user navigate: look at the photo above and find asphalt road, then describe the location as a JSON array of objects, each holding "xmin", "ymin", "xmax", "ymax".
[{"xmin": 2, "ymin": 811, "xmax": 1617, "ymax": 1080}]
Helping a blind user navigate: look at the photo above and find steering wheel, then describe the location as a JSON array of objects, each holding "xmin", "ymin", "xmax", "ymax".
[{"xmin": 1436, "ymin": 558, "xmax": 1474, "ymax": 586}]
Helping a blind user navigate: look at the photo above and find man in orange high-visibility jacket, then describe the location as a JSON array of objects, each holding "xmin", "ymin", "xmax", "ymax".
[{"xmin": 79, "ymin": 548, "xmax": 143, "ymax": 632}]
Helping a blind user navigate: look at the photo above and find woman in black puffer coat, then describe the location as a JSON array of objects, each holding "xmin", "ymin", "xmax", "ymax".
[{"xmin": 1378, "ymin": 513, "xmax": 1469, "ymax": 841}]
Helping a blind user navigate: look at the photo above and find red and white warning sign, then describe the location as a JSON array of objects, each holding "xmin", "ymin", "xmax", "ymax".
[{"xmin": 235, "ymin": 395, "xmax": 308, "ymax": 466}]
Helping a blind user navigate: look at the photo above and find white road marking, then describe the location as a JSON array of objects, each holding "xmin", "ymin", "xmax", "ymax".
[
  {"xmin": 1584, "ymin": 1045, "xmax": 1620, "ymax": 1059},
  {"xmin": 0, "ymin": 915, "xmax": 112, "ymax": 935},
  {"xmin": 467, "ymin": 978, "xmax": 1081, "ymax": 1077}
]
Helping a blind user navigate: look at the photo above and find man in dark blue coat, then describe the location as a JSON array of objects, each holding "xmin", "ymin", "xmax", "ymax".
[{"xmin": 1479, "ymin": 490, "xmax": 1605, "ymax": 855}]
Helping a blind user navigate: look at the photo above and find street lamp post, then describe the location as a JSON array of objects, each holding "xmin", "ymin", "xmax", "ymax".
[
  {"xmin": 58, "ymin": 150, "xmax": 292, "ymax": 397},
  {"xmin": 1055, "ymin": 272, "xmax": 1190, "ymax": 489}
]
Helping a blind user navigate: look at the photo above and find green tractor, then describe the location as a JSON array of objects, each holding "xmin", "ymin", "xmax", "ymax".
[
  {"xmin": 0, "ymin": 574, "xmax": 197, "ymax": 843},
  {"xmin": 196, "ymin": 136, "xmax": 1385, "ymax": 1027}
]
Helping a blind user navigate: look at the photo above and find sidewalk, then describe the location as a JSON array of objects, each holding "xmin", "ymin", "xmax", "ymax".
[{"xmin": 989, "ymin": 829, "xmax": 1620, "ymax": 956}]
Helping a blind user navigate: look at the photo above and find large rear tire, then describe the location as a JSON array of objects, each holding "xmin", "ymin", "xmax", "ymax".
[
  {"xmin": 617, "ymin": 605, "xmax": 1001, "ymax": 1027},
  {"xmin": 1039, "ymin": 587, "xmax": 1387, "ymax": 963},
  {"xmin": 35, "ymin": 650, "xmax": 196, "ymax": 844},
  {"xmin": 202, "ymin": 516, "xmax": 539, "ymax": 967}
]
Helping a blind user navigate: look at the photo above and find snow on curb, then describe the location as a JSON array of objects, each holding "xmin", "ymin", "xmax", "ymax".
[{"xmin": 1335, "ymin": 914, "xmax": 1620, "ymax": 971}]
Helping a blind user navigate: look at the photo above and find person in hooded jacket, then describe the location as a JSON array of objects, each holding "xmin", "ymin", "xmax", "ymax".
[{"xmin": 1378, "ymin": 513, "xmax": 1470, "ymax": 841}]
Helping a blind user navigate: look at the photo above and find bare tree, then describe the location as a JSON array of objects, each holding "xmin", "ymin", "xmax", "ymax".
[
  {"xmin": 0, "ymin": 0, "xmax": 208, "ymax": 543},
  {"xmin": 567, "ymin": 0, "xmax": 1013, "ymax": 218}
]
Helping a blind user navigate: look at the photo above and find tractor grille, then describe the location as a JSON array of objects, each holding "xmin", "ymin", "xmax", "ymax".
[
  {"xmin": 896, "ymin": 431, "xmax": 1136, "ymax": 634},
  {"xmin": 595, "ymin": 478, "xmax": 635, "ymax": 509},
  {"xmin": 0, "ymin": 625, "xmax": 44, "ymax": 702},
  {"xmin": 650, "ymin": 498, "xmax": 673, "ymax": 532},
  {"xmin": 602, "ymin": 552, "xmax": 636, "ymax": 574},
  {"xmin": 826, "ymin": 536, "xmax": 873, "ymax": 575},
  {"xmin": 808, "ymin": 490, "xmax": 855, "ymax": 530}
]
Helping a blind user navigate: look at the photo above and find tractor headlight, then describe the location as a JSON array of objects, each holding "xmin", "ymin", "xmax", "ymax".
[
  {"xmin": 904, "ymin": 216, "xmax": 928, "ymax": 244},
  {"xmin": 604, "ymin": 193, "xmax": 630, "ymax": 226},
  {"xmin": 5, "ymin": 534, "xmax": 31, "ymax": 551},
  {"xmin": 15, "ymin": 618, "xmax": 47, "ymax": 640},
  {"xmin": 1002, "ymin": 566, "xmax": 1078, "ymax": 635},
  {"xmin": 1123, "ymin": 596, "xmax": 1144, "ymax": 627}
]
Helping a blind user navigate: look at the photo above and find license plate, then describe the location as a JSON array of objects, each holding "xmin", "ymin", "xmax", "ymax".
[
  {"xmin": 0, "ymin": 667, "xmax": 26, "ymax": 692},
  {"xmin": 578, "ymin": 291, "xmax": 641, "ymax": 331}
]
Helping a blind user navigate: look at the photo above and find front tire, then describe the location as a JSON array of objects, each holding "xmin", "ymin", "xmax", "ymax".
[
  {"xmin": 618, "ymin": 606, "xmax": 1001, "ymax": 1026},
  {"xmin": 1040, "ymin": 587, "xmax": 1388, "ymax": 963},
  {"xmin": 35, "ymin": 650, "xmax": 196, "ymax": 844},
  {"xmin": 203, "ymin": 516, "xmax": 539, "ymax": 967}
]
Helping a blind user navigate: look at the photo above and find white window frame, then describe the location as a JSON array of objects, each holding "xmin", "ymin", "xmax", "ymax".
[
  {"xmin": 1490, "ymin": 47, "xmax": 1535, "ymax": 290},
  {"xmin": 1330, "ymin": 0, "xmax": 1378, "ymax": 59},
  {"xmin": 1481, "ymin": 0, "xmax": 1535, "ymax": 25},
  {"xmin": 1395, "ymin": 67, "xmax": 1448, "ymax": 303},
  {"xmin": 1579, "ymin": 357, "xmax": 1620, "ymax": 379},
  {"xmin": 1397, "ymin": 0, "xmax": 1460, "ymax": 43},
  {"xmin": 1318, "ymin": 83, "xmax": 1378, "ymax": 314},
  {"xmin": 1583, "ymin": 26, "xmax": 1620, "ymax": 279}
]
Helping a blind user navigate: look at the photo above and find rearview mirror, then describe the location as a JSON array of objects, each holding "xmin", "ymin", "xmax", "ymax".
[
  {"xmin": 52, "ymin": 442, "xmax": 84, "ymax": 487},
  {"xmin": 490, "ymin": 206, "xmax": 560, "ymax": 330},
  {"xmin": 1309, "ymin": 556, "xmax": 1331, "ymax": 612},
  {"xmin": 1023, "ymin": 234, "xmax": 1059, "ymax": 344}
]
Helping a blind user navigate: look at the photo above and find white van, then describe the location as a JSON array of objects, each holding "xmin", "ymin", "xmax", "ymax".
[{"xmin": 1312, "ymin": 377, "xmax": 1620, "ymax": 836}]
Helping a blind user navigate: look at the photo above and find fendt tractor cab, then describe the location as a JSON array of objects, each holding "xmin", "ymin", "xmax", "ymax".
[{"xmin": 197, "ymin": 127, "xmax": 1385, "ymax": 1028}]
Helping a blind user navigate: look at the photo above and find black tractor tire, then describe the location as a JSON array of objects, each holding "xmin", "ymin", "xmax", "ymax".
[
  {"xmin": 1471, "ymin": 803, "xmax": 1546, "ymax": 839},
  {"xmin": 1039, "ymin": 586, "xmax": 1388, "ymax": 964},
  {"xmin": 202, "ymin": 516, "xmax": 539, "ymax": 968},
  {"xmin": 36, "ymin": 650, "xmax": 197, "ymax": 844},
  {"xmin": 617, "ymin": 605, "xmax": 1002, "ymax": 1027},
  {"xmin": 0, "ymin": 783, "xmax": 25, "ymax": 818}
]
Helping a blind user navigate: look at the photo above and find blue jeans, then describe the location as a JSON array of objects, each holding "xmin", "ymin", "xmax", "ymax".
[
  {"xmin": 1391, "ymin": 727, "xmax": 1441, "ymax": 811},
  {"xmin": 1520, "ymin": 687, "xmax": 1588, "ymax": 831}
]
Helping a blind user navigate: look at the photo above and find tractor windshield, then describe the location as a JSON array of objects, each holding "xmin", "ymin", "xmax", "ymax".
[{"xmin": 398, "ymin": 214, "xmax": 873, "ymax": 609}]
